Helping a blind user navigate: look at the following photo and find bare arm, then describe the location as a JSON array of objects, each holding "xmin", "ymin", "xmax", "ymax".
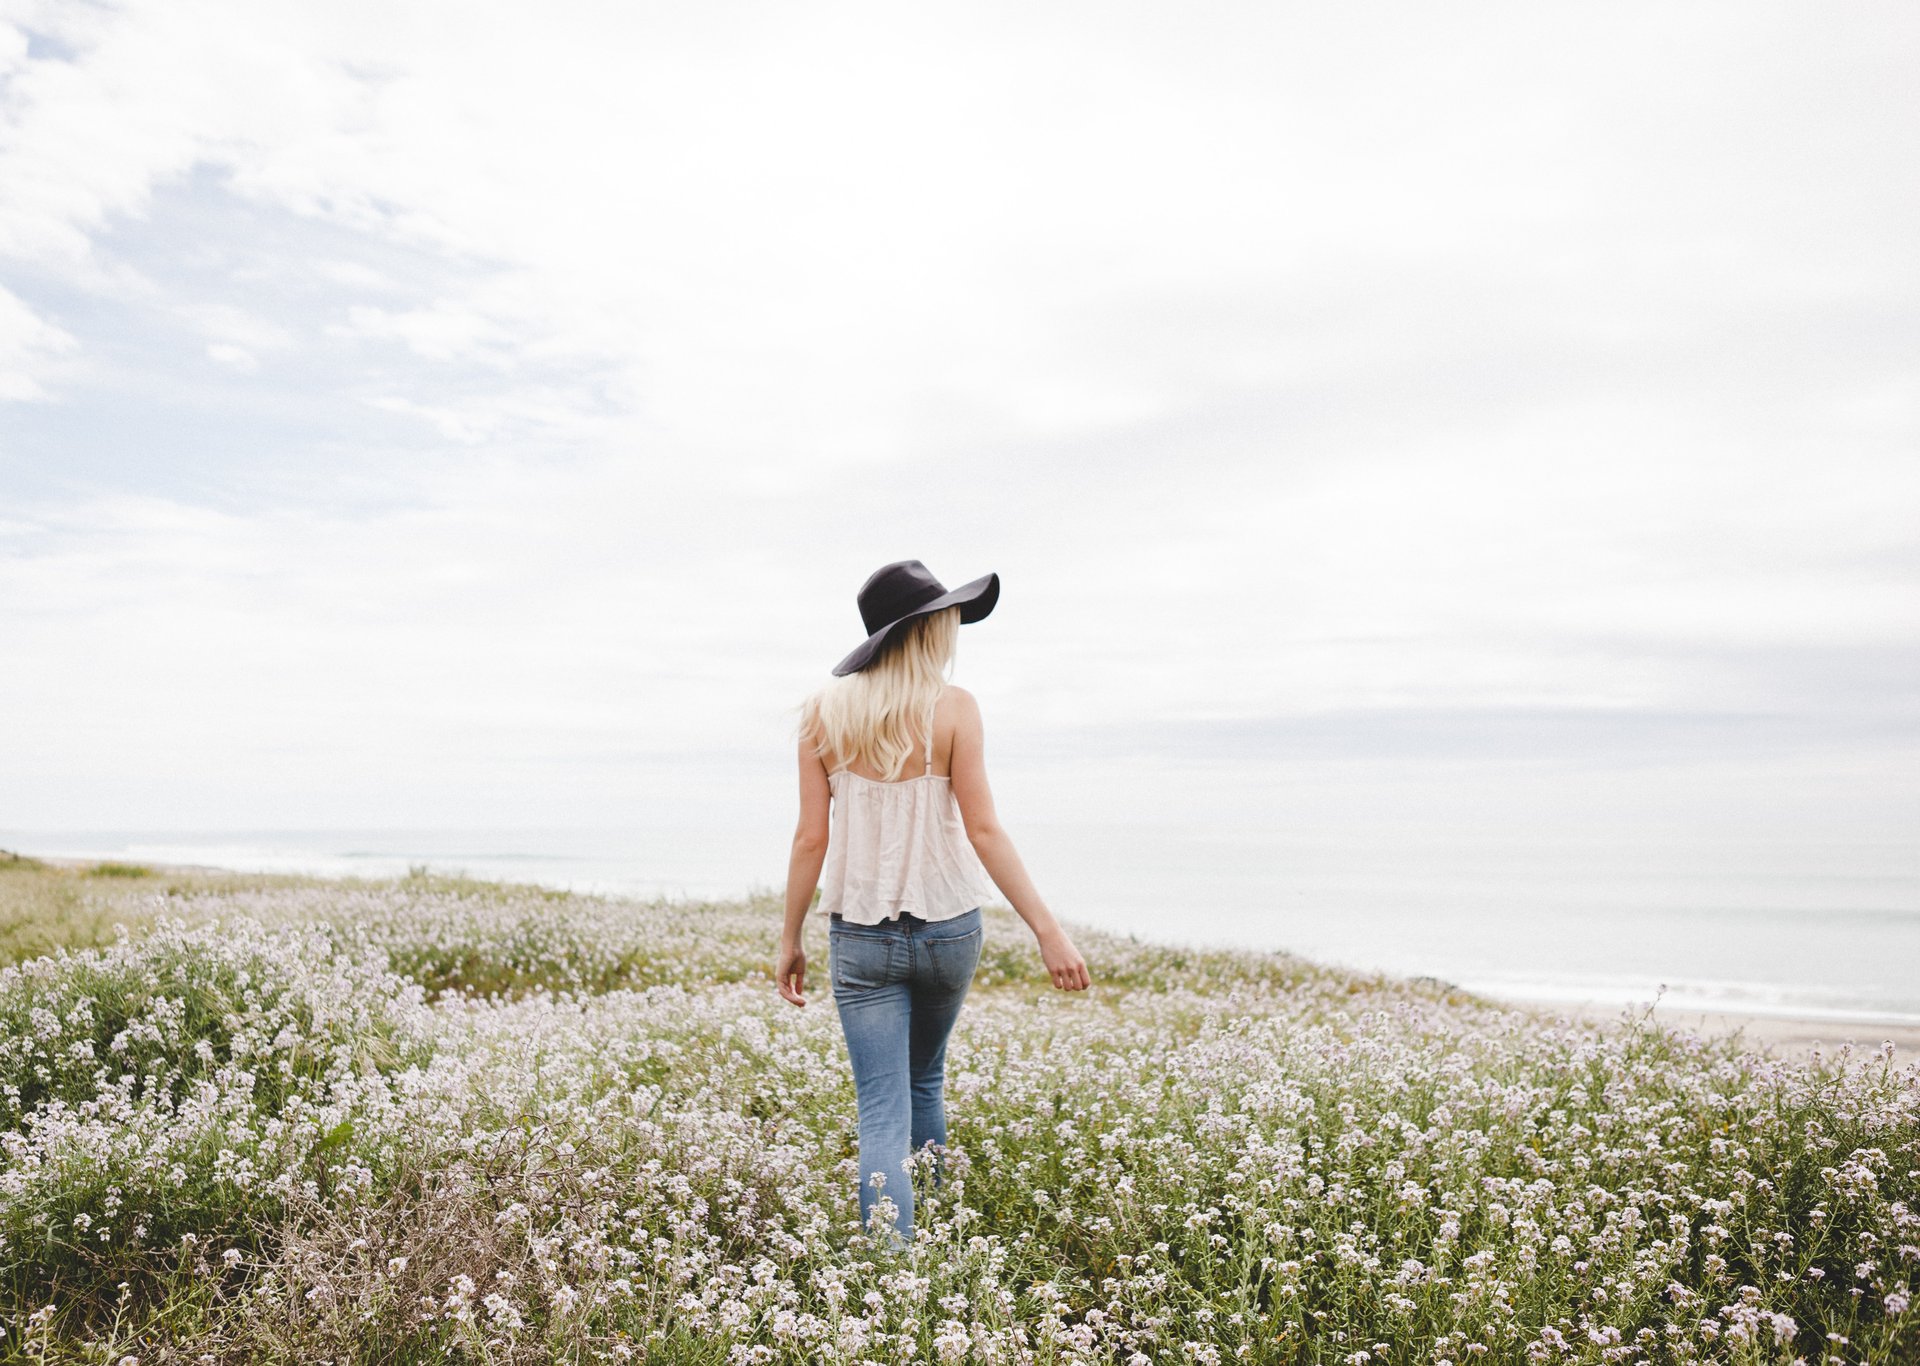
[
  {"xmin": 777, "ymin": 730, "xmax": 831, "ymax": 1006},
  {"xmin": 947, "ymin": 687, "xmax": 1090, "ymax": 991}
]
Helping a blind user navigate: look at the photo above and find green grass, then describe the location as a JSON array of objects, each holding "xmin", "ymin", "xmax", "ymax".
[
  {"xmin": 0, "ymin": 859, "xmax": 1912, "ymax": 1363},
  {"xmin": 84, "ymin": 860, "xmax": 155, "ymax": 878}
]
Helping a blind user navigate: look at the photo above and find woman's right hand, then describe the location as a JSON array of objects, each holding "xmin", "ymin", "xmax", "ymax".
[{"xmin": 1038, "ymin": 927, "xmax": 1090, "ymax": 991}]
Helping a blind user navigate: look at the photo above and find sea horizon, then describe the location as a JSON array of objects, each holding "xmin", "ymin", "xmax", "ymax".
[{"xmin": 8, "ymin": 822, "xmax": 1916, "ymax": 1027}]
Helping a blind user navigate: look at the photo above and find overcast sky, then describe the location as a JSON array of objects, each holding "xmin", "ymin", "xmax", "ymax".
[{"xmin": 1, "ymin": 1, "xmax": 1914, "ymax": 854}]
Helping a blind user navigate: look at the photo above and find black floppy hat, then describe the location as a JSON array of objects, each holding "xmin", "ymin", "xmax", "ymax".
[{"xmin": 831, "ymin": 559, "xmax": 999, "ymax": 676}]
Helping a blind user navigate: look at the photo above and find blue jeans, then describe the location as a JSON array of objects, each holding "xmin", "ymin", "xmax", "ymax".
[{"xmin": 828, "ymin": 906, "xmax": 983, "ymax": 1240}]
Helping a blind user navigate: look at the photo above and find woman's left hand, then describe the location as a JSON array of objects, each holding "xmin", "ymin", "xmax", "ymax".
[{"xmin": 775, "ymin": 940, "xmax": 807, "ymax": 1007}]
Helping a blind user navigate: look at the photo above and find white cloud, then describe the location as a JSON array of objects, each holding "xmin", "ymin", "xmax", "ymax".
[
  {"xmin": 0, "ymin": 282, "xmax": 75, "ymax": 398},
  {"xmin": 203, "ymin": 340, "xmax": 256, "ymax": 371},
  {"xmin": 0, "ymin": 0, "xmax": 1915, "ymax": 830},
  {"xmin": 311, "ymin": 258, "xmax": 398, "ymax": 292},
  {"xmin": 338, "ymin": 301, "xmax": 510, "ymax": 364},
  {"xmin": 180, "ymin": 302, "xmax": 293, "ymax": 352},
  {"xmin": 6, "ymin": 1, "xmax": 1909, "ymax": 455},
  {"xmin": 0, "ymin": 20, "xmax": 27, "ymax": 75}
]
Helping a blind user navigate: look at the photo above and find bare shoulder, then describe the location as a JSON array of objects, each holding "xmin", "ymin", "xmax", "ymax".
[{"xmin": 940, "ymin": 684, "xmax": 982, "ymax": 721}]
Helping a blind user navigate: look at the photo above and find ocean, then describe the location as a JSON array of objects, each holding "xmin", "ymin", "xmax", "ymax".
[{"xmin": 6, "ymin": 822, "xmax": 1916, "ymax": 1025}]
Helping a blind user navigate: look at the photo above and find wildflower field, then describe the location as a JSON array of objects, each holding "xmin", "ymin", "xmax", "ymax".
[{"xmin": 0, "ymin": 856, "xmax": 1915, "ymax": 1364}]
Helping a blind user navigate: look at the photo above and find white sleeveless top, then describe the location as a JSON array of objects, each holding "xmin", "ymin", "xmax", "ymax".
[{"xmin": 814, "ymin": 700, "xmax": 996, "ymax": 925}]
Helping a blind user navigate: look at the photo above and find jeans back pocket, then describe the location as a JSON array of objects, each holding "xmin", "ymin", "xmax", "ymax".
[
  {"xmin": 830, "ymin": 930, "xmax": 899, "ymax": 994},
  {"xmin": 921, "ymin": 923, "xmax": 983, "ymax": 991}
]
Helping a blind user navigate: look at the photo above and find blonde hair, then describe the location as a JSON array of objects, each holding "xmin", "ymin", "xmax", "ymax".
[{"xmin": 796, "ymin": 607, "xmax": 961, "ymax": 780}]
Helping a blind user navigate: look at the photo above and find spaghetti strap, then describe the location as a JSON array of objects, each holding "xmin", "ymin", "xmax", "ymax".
[{"xmin": 924, "ymin": 696, "xmax": 935, "ymax": 776}]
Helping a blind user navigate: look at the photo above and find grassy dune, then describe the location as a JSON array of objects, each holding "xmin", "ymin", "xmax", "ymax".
[{"xmin": 0, "ymin": 857, "xmax": 1914, "ymax": 1364}]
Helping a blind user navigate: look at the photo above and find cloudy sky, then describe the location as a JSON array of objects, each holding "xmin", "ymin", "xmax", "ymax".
[{"xmin": 1, "ymin": 1, "xmax": 1914, "ymax": 865}]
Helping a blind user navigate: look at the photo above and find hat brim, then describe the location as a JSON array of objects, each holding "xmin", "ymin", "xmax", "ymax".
[{"xmin": 830, "ymin": 571, "xmax": 999, "ymax": 676}]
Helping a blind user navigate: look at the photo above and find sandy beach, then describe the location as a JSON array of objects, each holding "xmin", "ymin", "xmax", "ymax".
[{"xmin": 1510, "ymin": 996, "xmax": 1920, "ymax": 1062}]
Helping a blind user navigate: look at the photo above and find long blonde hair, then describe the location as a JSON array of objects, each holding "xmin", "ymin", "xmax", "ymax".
[{"xmin": 797, "ymin": 607, "xmax": 960, "ymax": 779}]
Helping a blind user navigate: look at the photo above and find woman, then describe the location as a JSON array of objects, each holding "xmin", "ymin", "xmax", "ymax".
[{"xmin": 776, "ymin": 559, "xmax": 1091, "ymax": 1245}]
